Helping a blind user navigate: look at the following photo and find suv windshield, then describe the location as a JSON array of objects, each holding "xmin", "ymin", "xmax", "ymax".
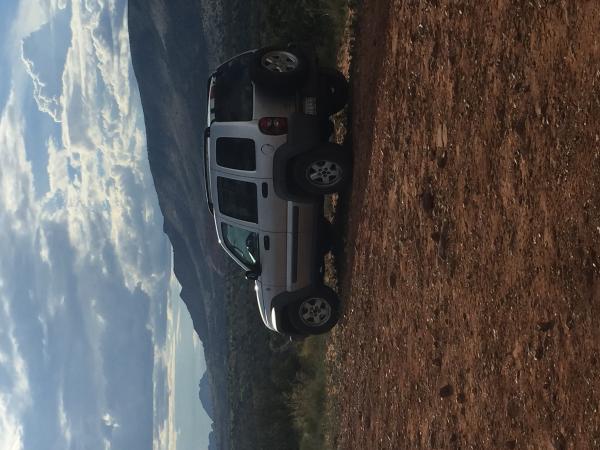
[
  {"xmin": 214, "ymin": 54, "xmax": 254, "ymax": 122},
  {"xmin": 221, "ymin": 223, "xmax": 260, "ymax": 270}
]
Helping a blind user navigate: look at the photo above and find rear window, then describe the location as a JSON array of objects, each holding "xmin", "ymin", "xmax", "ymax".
[
  {"xmin": 216, "ymin": 177, "xmax": 258, "ymax": 223},
  {"xmin": 216, "ymin": 138, "xmax": 256, "ymax": 171},
  {"xmin": 214, "ymin": 58, "xmax": 254, "ymax": 122}
]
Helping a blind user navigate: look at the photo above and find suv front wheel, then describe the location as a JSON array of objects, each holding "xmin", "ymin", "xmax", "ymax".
[
  {"xmin": 292, "ymin": 143, "xmax": 352, "ymax": 196},
  {"xmin": 286, "ymin": 286, "xmax": 340, "ymax": 335}
]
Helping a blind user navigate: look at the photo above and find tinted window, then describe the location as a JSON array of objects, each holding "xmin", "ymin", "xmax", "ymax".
[
  {"xmin": 214, "ymin": 60, "xmax": 253, "ymax": 122},
  {"xmin": 216, "ymin": 138, "xmax": 256, "ymax": 170},
  {"xmin": 217, "ymin": 177, "xmax": 258, "ymax": 223},
  {"xmin": 221, "ymin": 223, "xmax": 260, "ymax": 270}
]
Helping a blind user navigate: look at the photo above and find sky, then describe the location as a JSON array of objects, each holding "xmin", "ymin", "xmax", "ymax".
[{"xmin": 0, "ymin": 0, "xmax": 211, "ymax": 449}]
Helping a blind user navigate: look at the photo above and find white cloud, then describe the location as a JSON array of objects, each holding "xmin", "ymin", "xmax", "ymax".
[
  {"xmin": 1, "ymin": 0, "xmax": 176, "ymax": 448},
  {"xmin": 0, "ymin": 90, "xmax": 34, "ymax": 449},
  {"xmin": 57, "ymin": 388, "xmax": 72, "ymax": 448},
  {"xmin": 102, "ymin": 413, "xmax": 120, "ymax": 429},
  {"xmin": 42, "ymin": 0, "xmax": 165, "ymax": 297},
  {"xmin": 0, "ymin": 295, "xmax": 32, "ymax": 450},
  {"xmin": 0, "ymin": 0, "xmax": 167, "ymax": 302},
  {"xmin": 0, "ymin": 297, "xmax": 31, "ymax": 406},
  {"xmin": 0, "ymin": 88, "xmax": 37, "ymax": 234},
  {"xmin": 20, "ymin": 46, "xmax": 62, "ymax": 122},
  {"xmin": 90, "ymin": 298, "xmax": 106, "ymax": 329},
  {"xmin": 0, "ymin": 395, "xmax": 23, "ymax": 450},
  {"xmin": 5, "ymin": 0, "xmax": 48, "ymax": 60}
]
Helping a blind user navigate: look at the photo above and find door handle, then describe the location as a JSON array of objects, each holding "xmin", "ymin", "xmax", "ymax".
[
  {"xmin": 263, "ymin": 235, "xmax": 270, "ymax": 250},
  {"xmin": 261, "ymin": 182, "xmax": 268, "ymax": 198}
]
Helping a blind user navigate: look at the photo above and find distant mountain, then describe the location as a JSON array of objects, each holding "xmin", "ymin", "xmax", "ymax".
[
  {"xmin": 127, "ymin": 0, "xmax": 231, "ymax": 447},
  {"xmin": 198, "ymin": 372, "xmax": 214, "ymax": 419}
]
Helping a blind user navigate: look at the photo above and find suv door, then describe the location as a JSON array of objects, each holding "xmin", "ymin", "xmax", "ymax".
[
  {"xmin": 212, "ymin": 173, "xmax": 286, "ymax": 288},
  {"xmin": 210, "ymin": 121, "xmax": 286, "ymax": 179},
  {"xmin": 210, "ymin": 122, "xmax": 287, "ymax": 230},
  {"xmin": 210, "ymin": 123, "xmax": 293, "ymax": 287}
]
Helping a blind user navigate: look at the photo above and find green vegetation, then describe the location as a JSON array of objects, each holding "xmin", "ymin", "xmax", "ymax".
[
  {"xmin": 217, "ymin": 0, "xmax": 349, "ymax": 63},
  {"xmin": 259, "ymin": 0, "xmax": 349, "ymax": 62},
  {"xmin": 288, "ymin": 335, "xmax": 332, "ymax": 450},
  {"xmin": 223, "ymin": 273, "xmax": 302, "ymax": 450},
  {"xmin": 223, "ymin": 271, "xmax": 338, "ymax": 449}
]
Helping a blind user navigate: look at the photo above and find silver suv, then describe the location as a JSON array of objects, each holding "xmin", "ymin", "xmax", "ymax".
[{"xmin": 204, "ymin": 45, "xmax": 351, "ymax": 336}]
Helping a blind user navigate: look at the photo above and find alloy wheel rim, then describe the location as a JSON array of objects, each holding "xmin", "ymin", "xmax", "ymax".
[
  {"xmin": 299, "ymin": 297, "xmax": 332, "ymax": 327},
  {"xmin": 306, "ymin": 160, "xmax": 342, "ymax": 187},
  {"xmin": 261, "ymin": 51, "xmax": 299, "ymax": 73}
]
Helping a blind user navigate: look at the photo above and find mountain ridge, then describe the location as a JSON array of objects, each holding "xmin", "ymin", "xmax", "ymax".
[{"xmin": 127, "ymin": 0, "xmax": 229, "ymax": 447}]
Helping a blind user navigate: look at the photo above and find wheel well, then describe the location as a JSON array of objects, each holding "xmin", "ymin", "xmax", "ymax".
[
  {"xmin": 276, "ymin": 304, "xmax": 299, "ymax": 335},
  {"xmin": 285, "ymin": 158, "xmax": 313, "ymax": 199}
]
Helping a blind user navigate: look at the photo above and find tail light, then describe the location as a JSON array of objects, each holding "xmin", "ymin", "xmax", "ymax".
[{"xmin": 259, "ymin": 117, "xmax": 288, "ymax": 135}]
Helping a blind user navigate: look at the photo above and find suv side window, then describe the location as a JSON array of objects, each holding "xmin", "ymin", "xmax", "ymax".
[
  {"xmin": 216, "ymin": 177, "xmax": 258, "ymax": 223},
  {"xmin": 221, "ymin": 223, "xmax": 259, "ymax": 270},
  {"xmin": 216, "ymin": 138, "xmax": 256, "ymax": 171},
  {"xmin": 214, "ymin": 58, "xmax": 253, "ymax": 122}
]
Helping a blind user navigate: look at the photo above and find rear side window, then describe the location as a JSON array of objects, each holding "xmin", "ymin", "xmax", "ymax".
[
  {"xmin": 216, "ymin": 138, "xmax": 256, "ymax": 171},
  {"xmin": 214, "ymin": 62, "xmax": 253, "ymax": 122},
  {"xmin": 216, "ymin": 177, "xmax": 258, "ymax": 223}
]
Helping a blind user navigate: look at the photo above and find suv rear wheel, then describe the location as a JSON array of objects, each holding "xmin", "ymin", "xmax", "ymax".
[
  {"xmin": 250, "ymin": 47, "xmax": 307, "ymax": 92},
  {"xmin": 286, "ymin": 286, "xmax": 340, "ymax": 335},
  {"xmin": 292, "ymin": 143, "xmax": 352, "ymax": 196}
]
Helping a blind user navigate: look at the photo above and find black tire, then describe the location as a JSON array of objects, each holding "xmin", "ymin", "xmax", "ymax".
[
  {"xmin": 319, "ymin": 67, "xmax": 349, "ymax": 115},
  {"xmin": 250, "ymin": 47, "xmax": 308, "ymax": 93},
  {"xmin": 286, "ymin": 286, "xmax": 340, "ymax": 335},
  {"xmin": 292, "ymin": 143, "xmax": 352, "ymax": 196},
  {"xmin": 320, "ymin": 119, "xmax": 335, "ymax": 141}
]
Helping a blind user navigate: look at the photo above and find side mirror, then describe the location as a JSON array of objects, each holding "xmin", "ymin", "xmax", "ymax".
[{"xmin": 245, "ymin": 271, "xmax": 259, "ymax": 281}]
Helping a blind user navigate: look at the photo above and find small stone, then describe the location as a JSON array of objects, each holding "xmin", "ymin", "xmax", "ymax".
[
  {"xmin": 439, "ymin": 384, "xmax": 454, "ymax": 398},
  {"xmin": 435, "ymin": 124, "xmax": 447, "ymax": 148},
  {"xmin": 534, "ymin": 344, "xmax": 545, "ymax": 360},
  {"xmin": 507, "ymin": 399, "xmax": 520, "ymax": 418},
  {"xmin": 437, "ymin": 150, "xmax": 447, "ymax": 168},
  {"xmin": 552, "ymin": 432, "xmax": 567, "ymax": 450},
  {"xmin": 421, "ymin": 191, "xmax": 435, "ymax": 213},
  {"xmin": 537, "ymin": 319, "xmax": 556, "ymax": 332}
]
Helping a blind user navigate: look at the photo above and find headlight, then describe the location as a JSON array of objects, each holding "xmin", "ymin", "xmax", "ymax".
[{"xmin": 271, "ymin": 308, "xmax": 278, "ymax": 329}]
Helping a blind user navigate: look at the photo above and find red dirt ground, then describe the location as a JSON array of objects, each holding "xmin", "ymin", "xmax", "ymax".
[{"xmin": 328, "ymin": 1, "xmax": 600, "ymax": 448}]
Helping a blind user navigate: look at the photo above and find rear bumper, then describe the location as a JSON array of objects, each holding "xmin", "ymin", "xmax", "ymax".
[{"xmin": 288, "ymin": 43, "xmax": 319, "ymax": 113}]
